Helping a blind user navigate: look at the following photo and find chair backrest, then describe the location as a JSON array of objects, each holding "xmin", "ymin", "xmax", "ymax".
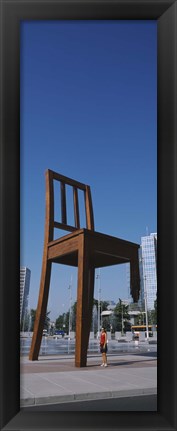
[{"xmin": 45, "ymin": 169, "xmax": 94, "ymax": 242}]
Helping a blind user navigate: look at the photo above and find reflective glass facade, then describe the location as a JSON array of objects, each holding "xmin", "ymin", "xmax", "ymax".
[
  {"xmin": 140, "ymin": 233, "xmax": 157, "ymax": 310},
  {"xmin": 20, "ymin": 266, "xmax": 31, "ymax": 325}
]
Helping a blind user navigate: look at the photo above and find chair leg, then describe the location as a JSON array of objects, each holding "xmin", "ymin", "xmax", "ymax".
[
  {"xmin": 29, "ymin": 258, "xmax": 52, "ymax": 360},
  {"xmin": 130, "ymin": 250, "xmax": 140, "ymax": 302},
  {"xmin": 75, "ymin": 239, "xmax": 94, "ymax": 367},
  {"xmin": 88, "ymin": 268, "xmax": 95, "ymax": 337}
]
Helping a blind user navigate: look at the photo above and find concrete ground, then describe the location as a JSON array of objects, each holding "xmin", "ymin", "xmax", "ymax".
[
  {"xmin": 20, "ymin": 351, "xmax": 157, "ymax": 409},
  {"xmin": 22, "ymin": 394, "xmax": 157, "ymax": 411}
]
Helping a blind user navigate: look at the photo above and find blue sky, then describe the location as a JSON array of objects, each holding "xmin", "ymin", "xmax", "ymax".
[{"xmin": 20, "ymin": 20, "xmax": 157, "ymax": 321}]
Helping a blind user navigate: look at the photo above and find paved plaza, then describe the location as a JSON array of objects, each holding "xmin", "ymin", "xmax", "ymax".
[{"xmin": 20, "ymin": 351, "xmax": 157, "ymax": 409}]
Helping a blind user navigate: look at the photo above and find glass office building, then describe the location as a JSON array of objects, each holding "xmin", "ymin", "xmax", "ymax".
[
  {"xmin": 140, "ymin": 233, "xmax": 157, "ymax": 310},
  {"xmin": 20, "ymin": 266, "xmax": 31, "ymax": 326}
]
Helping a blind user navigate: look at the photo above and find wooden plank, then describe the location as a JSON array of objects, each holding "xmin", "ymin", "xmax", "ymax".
[
  {"xmin": 86, "ymin": 231, "xmax": 139, "ymax": 260},
  {"xmin": 54, "ymin": 221, "xmax": 77, "ymax": 232},
  {"xmin": 73, "ymin": 187, "xmax": 80, "ymax": 228},
  {"xmin": 85, "ymin": 185, "xmax": 94, "ymax": 230},
  {"xmin": 51, "ymin": 253, "xmax": 78, "ymax": 267},
  {"xmin": 130, "ymin": 249, "xmax": 140, "ymax": 302},
  {"xmin": 48, "ymin": 228, "xmax": 84, "ymax": 246},
  {"xmin": 44, "ymin": 169, "xmax": 54, "ymax": 242},
  {"xmin": 87, "ymin": 267, "xmax": 95, "ymax": 341},
  {"xmin": 60, "ymin": 182, "xmax": 67, "ymax": 224},
  {"xmin": 75, "ymin": 235, "xmax": 91, "ymax": 367},
  {"xmin": 48, "ymin": 169, "xmax": 86, "ymax": 190},
  {"xmin": 90, "ymin": 252, "xmax": 128, "ymax": 268},
  {"xmin": 29, "ymin": 260, "xmax": 52, "ymax": 360},
  {"xmin": 48, "ymin": 236, "xmax": 79, "ymax": 260},
  {"xmin": 85, "ymin": 229, "xmax": 139, "ymax": 248},
  {"xmin": 29, "ymin": 169, "xmax": 54, "ymax": 360}
]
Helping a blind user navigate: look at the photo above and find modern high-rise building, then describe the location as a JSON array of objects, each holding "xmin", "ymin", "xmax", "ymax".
[
  {"xmin": 140, "ymin": 233, "xmax": 157, "ymax": 310},
  {"xmin": 20, "ymin": 267, "xmax": 31, "ymax": 326}
]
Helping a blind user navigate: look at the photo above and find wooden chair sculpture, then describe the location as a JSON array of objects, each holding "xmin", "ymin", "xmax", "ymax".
[{"xmin": 29, "ymin": 169, "xmax": 140, "ymax": 366}]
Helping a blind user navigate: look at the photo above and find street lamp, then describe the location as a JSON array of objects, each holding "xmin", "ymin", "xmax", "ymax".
[
  {"xmin": 143, "ymin": 275, "xmax": 149, "ymax": 341},
  {"xmin": 68, "ymin": 275, "xmax": 72, "ymax": 338},
  {"xmin": 96, "ymin": 269, "xmax": 101, "ymax": 337},
  {"xmin": 121, "ymin": 304, "xmax": 124, "ymax": 335},
  {"xmin": 140, "ymin": 256, "xmax": 149, "ymax": 341}
]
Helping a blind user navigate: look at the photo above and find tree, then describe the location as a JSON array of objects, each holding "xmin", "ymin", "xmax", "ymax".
[
  {"xmin": 113, "ymin": 299, "xmax": 130, "ymax": 333},
  {"xmin": 55, "ymin": 298, "xmax": 110, "ymax": 335},
  {"xmin": 148, "ymin": 296, "xmax": 157, "ymax": 325},
  {"xmin": 20, "ymin": 309, "xmax": 31, "ymax": 332},
  {"xmin": 92, "ymin": 299, "xmax": 109, "ymax": 333},
  {"xmin": 101, "ymin": 301, "xmax": 109, "ymax": 312},
  {"xmin": 55, "ymin": 312, "xmax": 69, "ymax": 333},
  {"xmin": 29, "ymin": 309, "xmax": 51, "ymax": 332},
  {"xmin": 30, "ymin": 309, "xmax": 36, "ymax": 331},
  {"xmin": 93, "ymin": 299, "xmax": 109, "ymax": 312},
  {"xmin": 68, "ymin": 299, "xmax": 109, "ymax": 333},
  {"xmin": 44, "ymin": 311, "xmax": 51, "ymax": 331},
  {"xmin": 71, "ymin": 302, "xmax": 77, "ymax": 331},
  {"xmin": 101, "ymin": 315, "xmax": 112, "ymax": 332},
  {"xmin": 153, "ymin": 295, "xmax": 157, "ymax": 324},
  {"xmin": 134, "ymin": 312, "xmax": 145, "ymax": 326},
  {"xmin": 55, "ymin": 314, "xmax": 64, "ymax": 330}
]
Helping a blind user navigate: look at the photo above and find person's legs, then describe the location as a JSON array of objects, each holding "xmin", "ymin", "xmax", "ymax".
[
  {"xmin": 101, "ymin": 351, "xmax": 108, "ymax": 366},
  {"xmin": 101, "ymin": 352, "xmax": 104, "ymax": 366},
  {"xmin": 102, "ymin": 351, "xmax": 107, "ymax": 366},
  {"xmin": 103, "ymin": 352, "xmax": 107, "ymax": 365}
]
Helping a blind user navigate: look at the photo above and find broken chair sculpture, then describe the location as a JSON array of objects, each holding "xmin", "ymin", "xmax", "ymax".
[{"xmin": 29, "ymin": 170, "xmax": 140, "ymax": 366}]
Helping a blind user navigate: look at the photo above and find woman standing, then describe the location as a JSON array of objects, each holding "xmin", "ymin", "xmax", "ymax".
[{"xmin": 100, "ymin": 327, "xmax": 108, "ymax": 367}]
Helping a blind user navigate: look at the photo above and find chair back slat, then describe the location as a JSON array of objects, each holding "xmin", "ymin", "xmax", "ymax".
[
  {"xmin": 85, "ymin": 186, "xmax": 94, "ymax": 230},
  {"xmin": 52, "ymin": 170, "xmax": 86, "ymax": 190},
  {"xmin": 45, "ymin": 169, "xmax": 94, "ymax": 238},
  {"xmin": 45, "ymin": 170, "xmax": 54, "ymax": 242},
  {"xmin": 73, "ymin": 187, "xmax": 80, "ymax": 229},
  {"xmin": 60, "ymin": 182, "xmax": 67, "ymax": 224},
  {"xmin": 53, "ymin": 221, "xmax": 77, "ymax": 232}
]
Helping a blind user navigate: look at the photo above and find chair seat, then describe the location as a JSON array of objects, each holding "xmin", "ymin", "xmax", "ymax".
[{"xmin": 48, "ymin": 228, "xmax": 139, "ymax": 268}]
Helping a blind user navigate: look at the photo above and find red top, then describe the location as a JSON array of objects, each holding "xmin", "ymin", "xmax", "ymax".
[{"xmin": 100, "ymin": 332, "xmax": 106, "ymax": 346}]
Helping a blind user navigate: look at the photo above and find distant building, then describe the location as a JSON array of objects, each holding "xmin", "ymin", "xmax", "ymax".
[
  {"xmin": 104, "ymin": 299, "xmax": 130, "ymax": 310},
  {"xmin": 140, "ymin": 233, "xmax": 157, "ymax": 310},
  {"xmin": 20, "ymin": 267, "xmax": 31, "ymax": 327},
  {"xmin": 106, "ymin": 300, "xmax": 116, "ymax": 310}
]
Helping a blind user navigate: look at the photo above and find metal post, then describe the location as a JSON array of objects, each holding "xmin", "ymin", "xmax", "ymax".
[
  {"xmin": 121, "ymin": 304, "xmax": 124, "ymax": 335},
  {"xmin": 141, "ymin": 255, "xmax": 149, "ymax": 342},
  {"xmin": 68, "ymin": 275, "xmax": 72, "ymax": 338},
  {"xmin": 100, "ymin": 301, "xmax": 102, "ymax": 329},
  {"xmin": 144, "ymin": 275, "xmax": 149, "ymax": 341},
  {"xmin": 96, "ymin": 269, "xmax": 101, "ymax": 337}
]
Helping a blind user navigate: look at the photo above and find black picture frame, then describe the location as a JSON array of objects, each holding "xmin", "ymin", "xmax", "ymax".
[{"xmin": 1, "ymin": 0, "xmax": 177, "ymax": 430}]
